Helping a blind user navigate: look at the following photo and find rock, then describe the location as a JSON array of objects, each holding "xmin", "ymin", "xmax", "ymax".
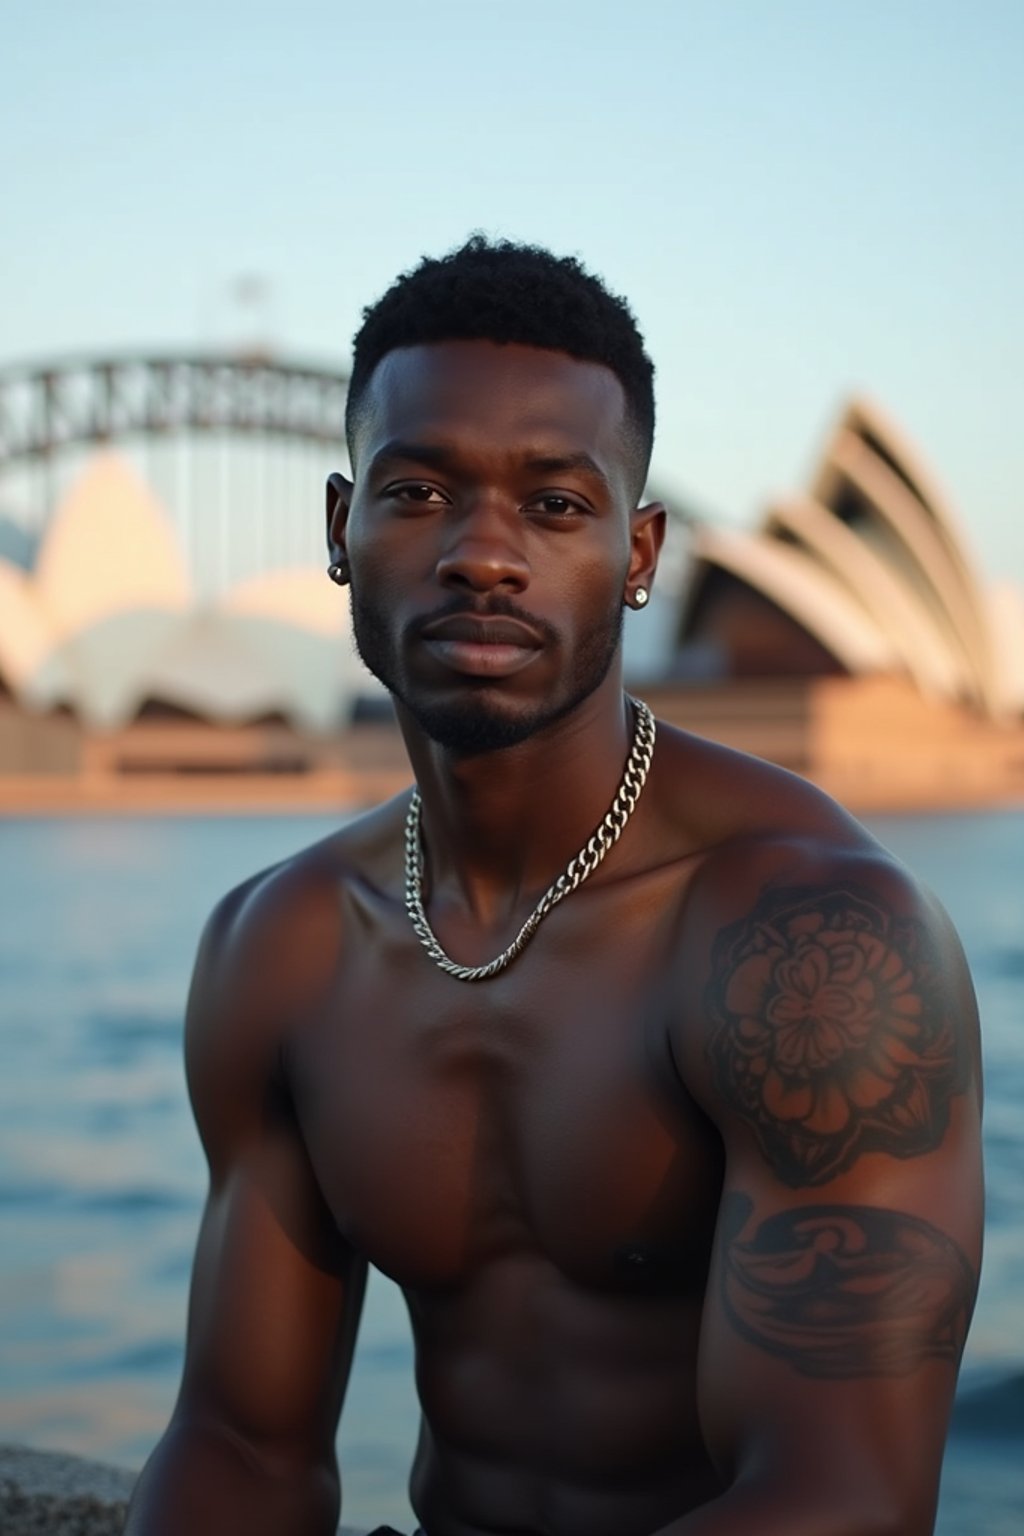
[
  {"xmin": 0, "ymin": 1444, "xmax": 133, "ymax": 1534},
  {"xmin": 0, "ymin": 1444, "xmax": 383, "ymax": 1533}
]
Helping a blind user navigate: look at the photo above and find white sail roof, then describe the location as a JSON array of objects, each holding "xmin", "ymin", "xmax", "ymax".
[
  {"xmin": 689, "ymin": 524, "xmax": 898, "ymax": 674},
  {"xmin": 221, "ymin": 566, "xmax": 348, "ymax": 637},
  {"xmin": 763, "ymin": 496, "xmax": 969, "ymax": 699},
  {"xmin": 22, "ymin": 453, "xmax": 193, "ymax": 724},
  {"xmin": 35, "ymin": 452, "xmax": 191, "ymax": 639},
  {"xmin": 681, "ymin": 395, "xmax": 1019, "ymax": 719},
  {"xmin": 142, "ymin": 610, "xmax": 300, "ymax": 723},
  {"xmin": 0, "ymin": 557, "xmax": 70, "ymax": 709}
]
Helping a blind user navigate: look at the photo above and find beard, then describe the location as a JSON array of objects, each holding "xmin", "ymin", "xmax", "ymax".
[{"xmin": 349, "ymin": 585, "xmax": 624, "ymax": 756}]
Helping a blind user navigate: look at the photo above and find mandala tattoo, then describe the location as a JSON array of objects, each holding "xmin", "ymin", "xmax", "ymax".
[
  {"xmin": 719, "ymin": 1195, "xmax": 976, "ymax": 1378},
  {"xmin": 705, "ymin": 886, "xmax": 966, "ymax": 1185}
]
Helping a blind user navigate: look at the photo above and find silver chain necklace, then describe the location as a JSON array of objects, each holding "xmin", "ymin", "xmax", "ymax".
[{"xmin": 403, "ymin": 697, "xmax": 656, "ymax": 982}]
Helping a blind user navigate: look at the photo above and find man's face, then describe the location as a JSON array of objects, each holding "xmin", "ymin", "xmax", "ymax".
[{"xmin": 335, "ymin": 340, "xmax": 656, "ymax": 755}]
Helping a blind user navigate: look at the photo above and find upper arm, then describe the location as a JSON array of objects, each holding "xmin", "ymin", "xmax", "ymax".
[
  {"xmin": 172, "ymin": 873, "xmax": 367, "ymax": 1470},
  {"xmin": 675, "ymin": 844, "xmax": 983, "ymax": 1527}
]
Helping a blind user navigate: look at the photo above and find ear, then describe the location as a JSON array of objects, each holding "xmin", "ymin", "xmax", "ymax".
[
  {"xmin": 626, "ymin": 500, "xmax": 667, "ymax": 604},
  {"xmin": 326, "ymin": 471, "xmax": 354, "ymax": 576}
]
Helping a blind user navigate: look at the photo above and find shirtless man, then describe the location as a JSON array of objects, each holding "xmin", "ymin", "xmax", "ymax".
[{"xmin": 126, "ymin": 238, "xmax": 983, "ymax": 1536}]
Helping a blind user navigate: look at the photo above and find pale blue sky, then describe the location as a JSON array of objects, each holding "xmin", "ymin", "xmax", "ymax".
[{"xmin": 3, "ymin": 0, "xmax": 1022, "ymax": 575}]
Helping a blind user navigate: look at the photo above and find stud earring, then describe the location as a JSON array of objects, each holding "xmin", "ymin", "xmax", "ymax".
[
  {"xmin": 633, "ymin": 586, "xmax": 649, "ymax": 608},
  {"xmin": 327, "ymin": 563, "xmax": 347, "ymax": 585}
]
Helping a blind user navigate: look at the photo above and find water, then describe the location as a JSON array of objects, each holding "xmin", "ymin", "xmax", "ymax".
[{"xmin": 1, "ymin": 810, "xmax": 1021, "ymax": 1532}]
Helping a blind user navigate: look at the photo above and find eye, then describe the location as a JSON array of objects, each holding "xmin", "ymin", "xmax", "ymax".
[
  {"xmin": 526, "ymin": 493, "xmax": 586, "ymax": 519},
  {"xmin": 387, "ymin": 482, "xmax": 449, "ymax": 507}
]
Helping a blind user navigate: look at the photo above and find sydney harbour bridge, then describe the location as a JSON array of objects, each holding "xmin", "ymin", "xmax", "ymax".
[{"xmin": 0, "ymin": 350, "xmax": 354, "ymax": 593}]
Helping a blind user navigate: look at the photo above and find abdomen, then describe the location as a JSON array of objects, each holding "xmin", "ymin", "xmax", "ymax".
[{"xmin": 406, "ymin": 1253, "xmax": 723, "ymax": 1536}]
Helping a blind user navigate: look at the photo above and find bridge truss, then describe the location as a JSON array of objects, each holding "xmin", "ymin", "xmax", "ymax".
[
  {"xmin": 0, "ymin": 352, "xmax": 352, "ymax": 592},
  {"xmin": 0, "ymin": 352, "xmax": 350, "ymax": 468}
]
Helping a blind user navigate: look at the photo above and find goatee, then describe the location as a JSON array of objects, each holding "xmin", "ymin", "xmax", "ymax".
[{"xmin": 349, "ymin": 589, "xmax": 623, "ymax": 758}]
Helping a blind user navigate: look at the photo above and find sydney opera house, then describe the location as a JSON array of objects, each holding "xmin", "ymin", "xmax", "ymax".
[{"xmin": 1, "ymin": 392, "xmax": 1023, "ymax": 812}]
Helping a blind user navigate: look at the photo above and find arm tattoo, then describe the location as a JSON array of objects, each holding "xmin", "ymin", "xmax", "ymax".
[
  {"xmin": 705, "ymin": 885, "xmax": 966, "ymax": 1185},
  {"xmin": 720, "ymin": 1194, "xmax": 976, "ymax": 1378}
]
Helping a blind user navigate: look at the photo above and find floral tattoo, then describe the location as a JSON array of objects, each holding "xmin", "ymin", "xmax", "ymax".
[
  {"xmin": 719, "ymin": 1194, "xmax": 976, "ymax": 1378},
  {"xmin": 705, "ymin": 886, "xmax": 965, "ymax": 1185}
]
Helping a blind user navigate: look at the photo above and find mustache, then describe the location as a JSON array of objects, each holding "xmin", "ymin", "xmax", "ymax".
[{"xmin": 405, "ymin": 597, "xmax": 558, "ymax": 647}]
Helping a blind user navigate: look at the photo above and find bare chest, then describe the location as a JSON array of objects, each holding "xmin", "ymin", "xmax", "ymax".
[{"xmin": 288, "ymin": 886, "xmax": 721, "ymax": 1293}]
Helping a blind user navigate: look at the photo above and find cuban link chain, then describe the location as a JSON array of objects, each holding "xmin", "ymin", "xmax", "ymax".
[{"xmin": 404, "ymin": 696, "xmax": 657, "ymax": 982}]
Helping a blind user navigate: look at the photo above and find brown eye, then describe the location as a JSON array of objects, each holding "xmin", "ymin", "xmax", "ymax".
[
  {"xmin": 392, "ymin": 483, "xmax": 446, "ymax": 505},
  {"xmin": 530, "ymin": 495, "xmax": 580, "ymax": 518}
]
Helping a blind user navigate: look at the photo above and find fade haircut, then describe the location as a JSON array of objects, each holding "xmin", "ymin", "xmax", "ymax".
[{"xmin": 345, "ymin": 235, "xmax": 656, "ymax": 494}]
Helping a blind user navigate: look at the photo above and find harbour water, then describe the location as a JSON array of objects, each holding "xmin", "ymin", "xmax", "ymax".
[{"xmin": 1, "ymin": 809, "xmax": 1021, "ymax": 1532}]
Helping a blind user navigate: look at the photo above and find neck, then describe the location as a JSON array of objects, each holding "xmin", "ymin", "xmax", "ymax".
[{"xmin": 397, "ymin": 674, "xmax": 637, "ymax": 926}]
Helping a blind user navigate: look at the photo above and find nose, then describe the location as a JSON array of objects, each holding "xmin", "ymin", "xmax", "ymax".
[{"xmin": 434, "ymin": 499, "xmax": 530, "ymax": 596}]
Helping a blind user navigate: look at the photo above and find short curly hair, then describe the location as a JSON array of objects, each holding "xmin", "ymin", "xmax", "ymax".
[{"xmin": 346, "ymin": 235, "xmax": 655, "ymax": 491}]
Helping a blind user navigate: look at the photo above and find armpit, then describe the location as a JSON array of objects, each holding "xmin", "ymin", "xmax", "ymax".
[
  {"xmin": 718, "ymin": 1194, "xmax": 977, "ymax": 1379},
  {"xmin": 704, "ymin": 885, "xmax": 967, "ymax": 1185}
]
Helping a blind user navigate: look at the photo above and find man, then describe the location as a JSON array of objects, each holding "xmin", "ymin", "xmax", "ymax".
[{"xmin": 127, "ymin": 238, "xmax": 983, "ymax": 1536}]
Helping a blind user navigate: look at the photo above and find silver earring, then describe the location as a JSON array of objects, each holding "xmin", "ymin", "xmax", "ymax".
[
  {"xmin": 327, "ymin": 563, "xmax": 346, "ymax": 585},
  {"xmin": 633, "ymin": 586, "xmax": 649, "ymax": 608}
]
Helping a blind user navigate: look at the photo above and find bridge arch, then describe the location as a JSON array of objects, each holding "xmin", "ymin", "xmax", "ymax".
[
  {"xmin": 0, "ymin": 351, "xmax": 350, "ymax": 468},
  {"xmin": 0, "ymin": 352, "xmax": 353, "ymax": 593}
]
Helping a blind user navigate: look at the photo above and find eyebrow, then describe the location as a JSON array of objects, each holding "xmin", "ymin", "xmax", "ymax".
[
  {"xmin": 369, "ymin": 439, "xmax": 613, "ymax": 491},
  {"xmin": 369, "ymin": 440, "xmax": 458, "ymax": 473},
  {"xmin": 524, "ymin": 451, "xmax": 611, "ymax": 489}
]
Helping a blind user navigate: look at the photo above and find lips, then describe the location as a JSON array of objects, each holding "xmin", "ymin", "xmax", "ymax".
[
  {"xmin": 418, "ymin": 612, "xmax": 544, "ymax": 678},
  {"xmin": 419, "ymin": 614, "xmax": 543, "ymax": 647}
]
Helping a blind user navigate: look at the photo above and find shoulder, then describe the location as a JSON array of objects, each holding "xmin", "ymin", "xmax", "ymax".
[
  {"xmin": 192, "ymin": 791, "xmax": 410, "ymax": 1015},
  {"xmin": 650, "ymin": 719, "xmax": 868, "ymax": 853},
  {"xmin": 184, "ymin": 793, "xmax": 410, "ymax": 1137},
  {"xmin": 681, "ymin": 843, "xmax": 979, "ymax": 1186},
  {"xmin": 650, "ymin": 720, "xmax": 945, "ymax": 921},
  {"xmin": 661, "ymin": 747, "xmax": 980, "ymax": 1186}
]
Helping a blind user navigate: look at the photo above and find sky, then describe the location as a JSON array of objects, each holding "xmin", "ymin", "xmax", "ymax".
[{"xmin": 2, "ymin": 0, "xmax": 1022, "ymax": 578}]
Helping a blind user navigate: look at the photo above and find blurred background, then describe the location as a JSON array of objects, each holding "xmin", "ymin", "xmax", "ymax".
[{"xmin": 1, "ymin": 2, "xmax": 1021, "ymax": 1531}]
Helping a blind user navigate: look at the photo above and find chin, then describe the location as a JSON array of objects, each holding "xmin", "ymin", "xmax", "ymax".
[
  {"xmin": 350, "ymin": 601, "xmax": 623, "ymax": 757},
  {"xmin": 406, "ymin": 693, "xmax": 554, "ymax": 756}
]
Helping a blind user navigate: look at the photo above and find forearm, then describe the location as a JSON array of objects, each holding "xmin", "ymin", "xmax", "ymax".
[
  {"xmin": 650, "ymin": 1477, "xmax": 921, "ymax": 1536},
  {"xmin": 124, "ymin": 1418, "xmax": 340, "ymax": 1536}
]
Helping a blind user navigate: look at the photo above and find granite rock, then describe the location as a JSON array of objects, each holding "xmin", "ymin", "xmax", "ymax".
[
  {"xmin": 0, "ymin": 1444, "xmax": 133, "ymax": 1534},
  {"xmin": 0, "ymin": 1445, "xmax": 376, "ymax": 1534}
]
